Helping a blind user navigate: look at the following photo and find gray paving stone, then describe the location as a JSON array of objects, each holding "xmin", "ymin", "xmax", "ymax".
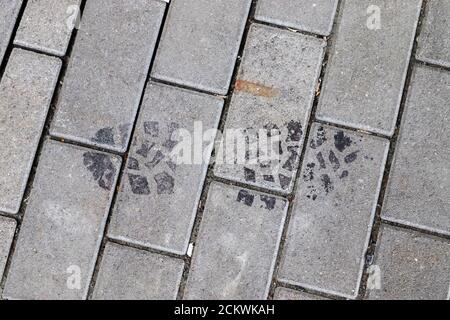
[
  {"xmin": 0, "ymin": 0, "xmax": 22, "ymax": 65},
  {"xmin": 93, "ymin": 242, "xmax": 184, "ymax": 300},
  {"xmin": 214, "ymin": 24, "xmax": 326, "ymax": 193},
  {"xmin": 382, "ymin": 66, "xmax": 450, "ymax": 236},
  {"xmin": 316, "ymin": 0, "xmax": 422, "ymax": 136},
  {"xmin": 274, "ymin": 287, "xmax": 328, "ymax": 300},
  {"xmin": 152, "ymin": 0, "xmax": 252, "ymax": 95},
  {"xmin": 0, "ymin": 49, "xmax": 61, "ymax": 214},
  {"xmin": 255, "ymin": 0, "xmax": 338, "ymax": 36},
  {"xmin": 279, "ymin": 124, "xmax": 389, "ymax": 299},
  {"xmin": 14, "ymin": 0, "xmax": 81, "ymax": 56},
  {"xmin": 109, "ymin": 83, "xmax": 223, "ymax": 255},
  {"xmin": 184, "ymin": 183, "xmax": 288, "ymax": 300},
  {"xmin": 3, "ymin": 140, "xmax": 121, "ymax": 300},
  {"xmin": 0, "ymin": 217, "xmax": 16, "ymax": 284},
  {"xmin": 367, "ymin": 225, "xmax": 450, "ymax": 300},
  {"xmin": 416, "ymin": 0, "xmax": 450, "ymax": 68},
  {"xmin": 50, "ymin": 0, "xmax": 165, "ymax": 153}
]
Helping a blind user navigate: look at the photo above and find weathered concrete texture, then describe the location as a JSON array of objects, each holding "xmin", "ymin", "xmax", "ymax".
[
  {"xmin": 50, "ymin": 0, "xmax": 165, "ymax": 153},
  {"xmin": 92, "ymin": 242, "xmax": 184, "ymax": 300},
  {"xmin": 214, "ymin": 24, "xmax": 326, "ymax": 193},
  {"xmin": 255, "ymin": 0, "xmax": 338, "ymax": 36},
  {"xmin": 0, "ymin": 0, "xmax": 22, "ymax": 65},
  {"xmin": 274, "ymin": 287, "xmax": 328, "ymax": 300},
  {"xmin": 0, "ymin": 49, "xmax": 61, "ymax": 214},
  {"xmin": 316, "ymin": 0, "xmax": 422, "ymax": 136},
  {"xmin": 184, "ymin": 183, "xmax": 288, "ymax": 300},
  {"xmin": 279, "ymin": 124, "xmax": 389, "ymax": 299},
  {"xmin": 382, "ymin": 66, "xmax": 450, "ymax": 236},
  {"xmin": 152, "ymin": 0, "xmax": 252, "ymax": 95},
  {"xmin": 0, "ymin": 217, "xmax": 16, "ymax": 284},
  {"xmin": 14, "ymin": 0, "xmax": 81, "ymax": 56},
  {"xmin": 109, "ymin": 83, "xmax": 223, "ymax": 255},
  {"xmin": 416, "ymin": 0, "xmax": 450, "ymax": 68},
  {"xmin": 367, "ymin": 225, "xmax": 450, "ymax": 300},
  {"xmin": 3, "ymin": 140, "xmax": 121, "ymax": 300}
]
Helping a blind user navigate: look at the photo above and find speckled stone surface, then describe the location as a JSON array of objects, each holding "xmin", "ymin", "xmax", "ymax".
[
  {"xmin": 109, "ymin": 82, "xmax": 223, "ymax": 255},
  {"xmin": 152, "ymin": 0, "xmax": 252, "ymax": 95},
  {"xmin": 184, "ymin": 183, "xmax": 288, "ymax": 300},
  {"xmin": 50, "ymin": 0, "xmax": 165, "ymax": 153},
  {"xmin": 274, "ymin": 287, "xmax": 329, "ymax": 300},
  {"xmin": 316, "ymin": 0, "xmax": 422, "ymax": 136},
  {"xmin": 214, "ymin": 24, "xmax": 325, "ymax": 193},
  {"xmin": 0, "ymin": 0, "xmax": 22, "ymax": 64},
  {"xmin": 14, "ymin": 0, "xmax": 81, "ymax": 56},
  {"xmin": 0, "ymin": 217, "xmax": 16, "ymax": 288},
  {"xmin": 0, "ymin": 49, "xmax": 61, "ymax": 214},
  {"xmin": 255, "ymin": 0, "xmax": 338, "ymax": 36},
  {"xmin": 367, "ymin": 225, "xmax": 450, "ymax": 300},
  {"xmin": 93, "ymin": 242, "xmax": 184, "ymax": 300},
  {"xmin": 416, "ymin": 0, "xmax": 450, "ymax": 68},
  {"xmin": 382, "ymin": 65, "xmax": 450, "ymax": 236},
  {"xmin": 3, "ymin": 140, "xmax": 120, "ymax": 300},
  {"xmin": 279, "ymin": 124, "xmax": 389, "ymax": 299}
]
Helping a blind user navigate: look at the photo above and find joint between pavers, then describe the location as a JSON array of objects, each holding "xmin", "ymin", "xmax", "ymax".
[
  {"xmin": 106, "ymin": 236, "xmax": 187, "ymax": 260},
  {"xmin": 276, "ymin": 279, "xmax": 351, "ymax": 301},
  {"xmin": 314, "ymin": 118, "xmax": 392, "ymax": 141},
  {"xmin": 12, "ymin": 43, "xmax": 64, "ymax": 60},
  {"xmin": 380, "ymin": 218, "xmax": 450, "ymax": 241},
  {"xmin": 210, "ymin": 175, "xmax": 290, "ymax": 199},
  {"xmin": 149, "ymin": 77, "xmax": 227, "ymax": 98},
  {"xmin": 48, "ymin": 135, "xmax": 125, "ymax": 157},
  {"xmin": 414, "ymin": 58, "xmax": 450, "ymax": 73},
  {"xmin": 251, "ymin": 19, "xmax": 328, "ymax": 40}
]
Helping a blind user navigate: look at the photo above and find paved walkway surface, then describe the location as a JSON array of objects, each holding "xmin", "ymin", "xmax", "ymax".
[{"xmin": 0, "ymin": 0, "xmax": 449, "ymax": 300}]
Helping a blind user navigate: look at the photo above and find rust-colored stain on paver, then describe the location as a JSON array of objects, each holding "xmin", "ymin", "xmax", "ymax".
[{"xmin": 234, "ymin": 79, "xmax": 279, "ymax": 98}]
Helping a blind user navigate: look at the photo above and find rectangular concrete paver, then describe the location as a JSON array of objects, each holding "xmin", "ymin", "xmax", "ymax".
[
  {"xmin": 14, "ymin": 0, "xmax": 81, "ymax": 56},
  {"xmin": 214, "ymin": 24, "xmax": 326, "ymax": 193},
  {"xmin": 255, "ymin": 0, "xmax": 338, "ymax": 36},
  {"xmin": 316, "ymin": 0, "xmax": 422, "ymax": 136},
  {"xmin": 0, "ymin": 49, "xmax": 61, "ymax": 214},
  {"xmin": 50, "ymin": 0, "xmax": 165, "ymax": 153},
  {"xmin": 152, "ymin": 0, "xmax": 252, "ymax": 95},
  {"xmin": 3, "ymin": 140, "xmax": 121, "ymax": 300},
  {"xmin": 416, "ymin": 0, "xmax": 450, "ymax": 68},
  {"xmin": 274, "ymin": 287, "xmax": 328, "ymax": 300},
  {"xmin": 279, "ymin": 124, "xmax": 389, "ymax": 299},
  {"xmin": 0, "ymin": 0, "xmax": 22, "ymax": 65},
  {"xmin": 0, "ymin": 217, "xmax": 16, "ymax": 284},
  {"xmin": 109, "ymin": 83, "xmax": 223, "ymax": 255},
  {"xmin": 184, "ymin": 183, "xmax": 288, "ymax": 300},
  {"xmin": 382, "ymin": 66, "xmax": 450, "ymax": 236},
  {"xmin": 367, "ymin": 225, "xmax": 450, "ymax": 300},
  {"xmin": 92, "ymin": 242, "xmax": 184, "ymax": 300}
]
